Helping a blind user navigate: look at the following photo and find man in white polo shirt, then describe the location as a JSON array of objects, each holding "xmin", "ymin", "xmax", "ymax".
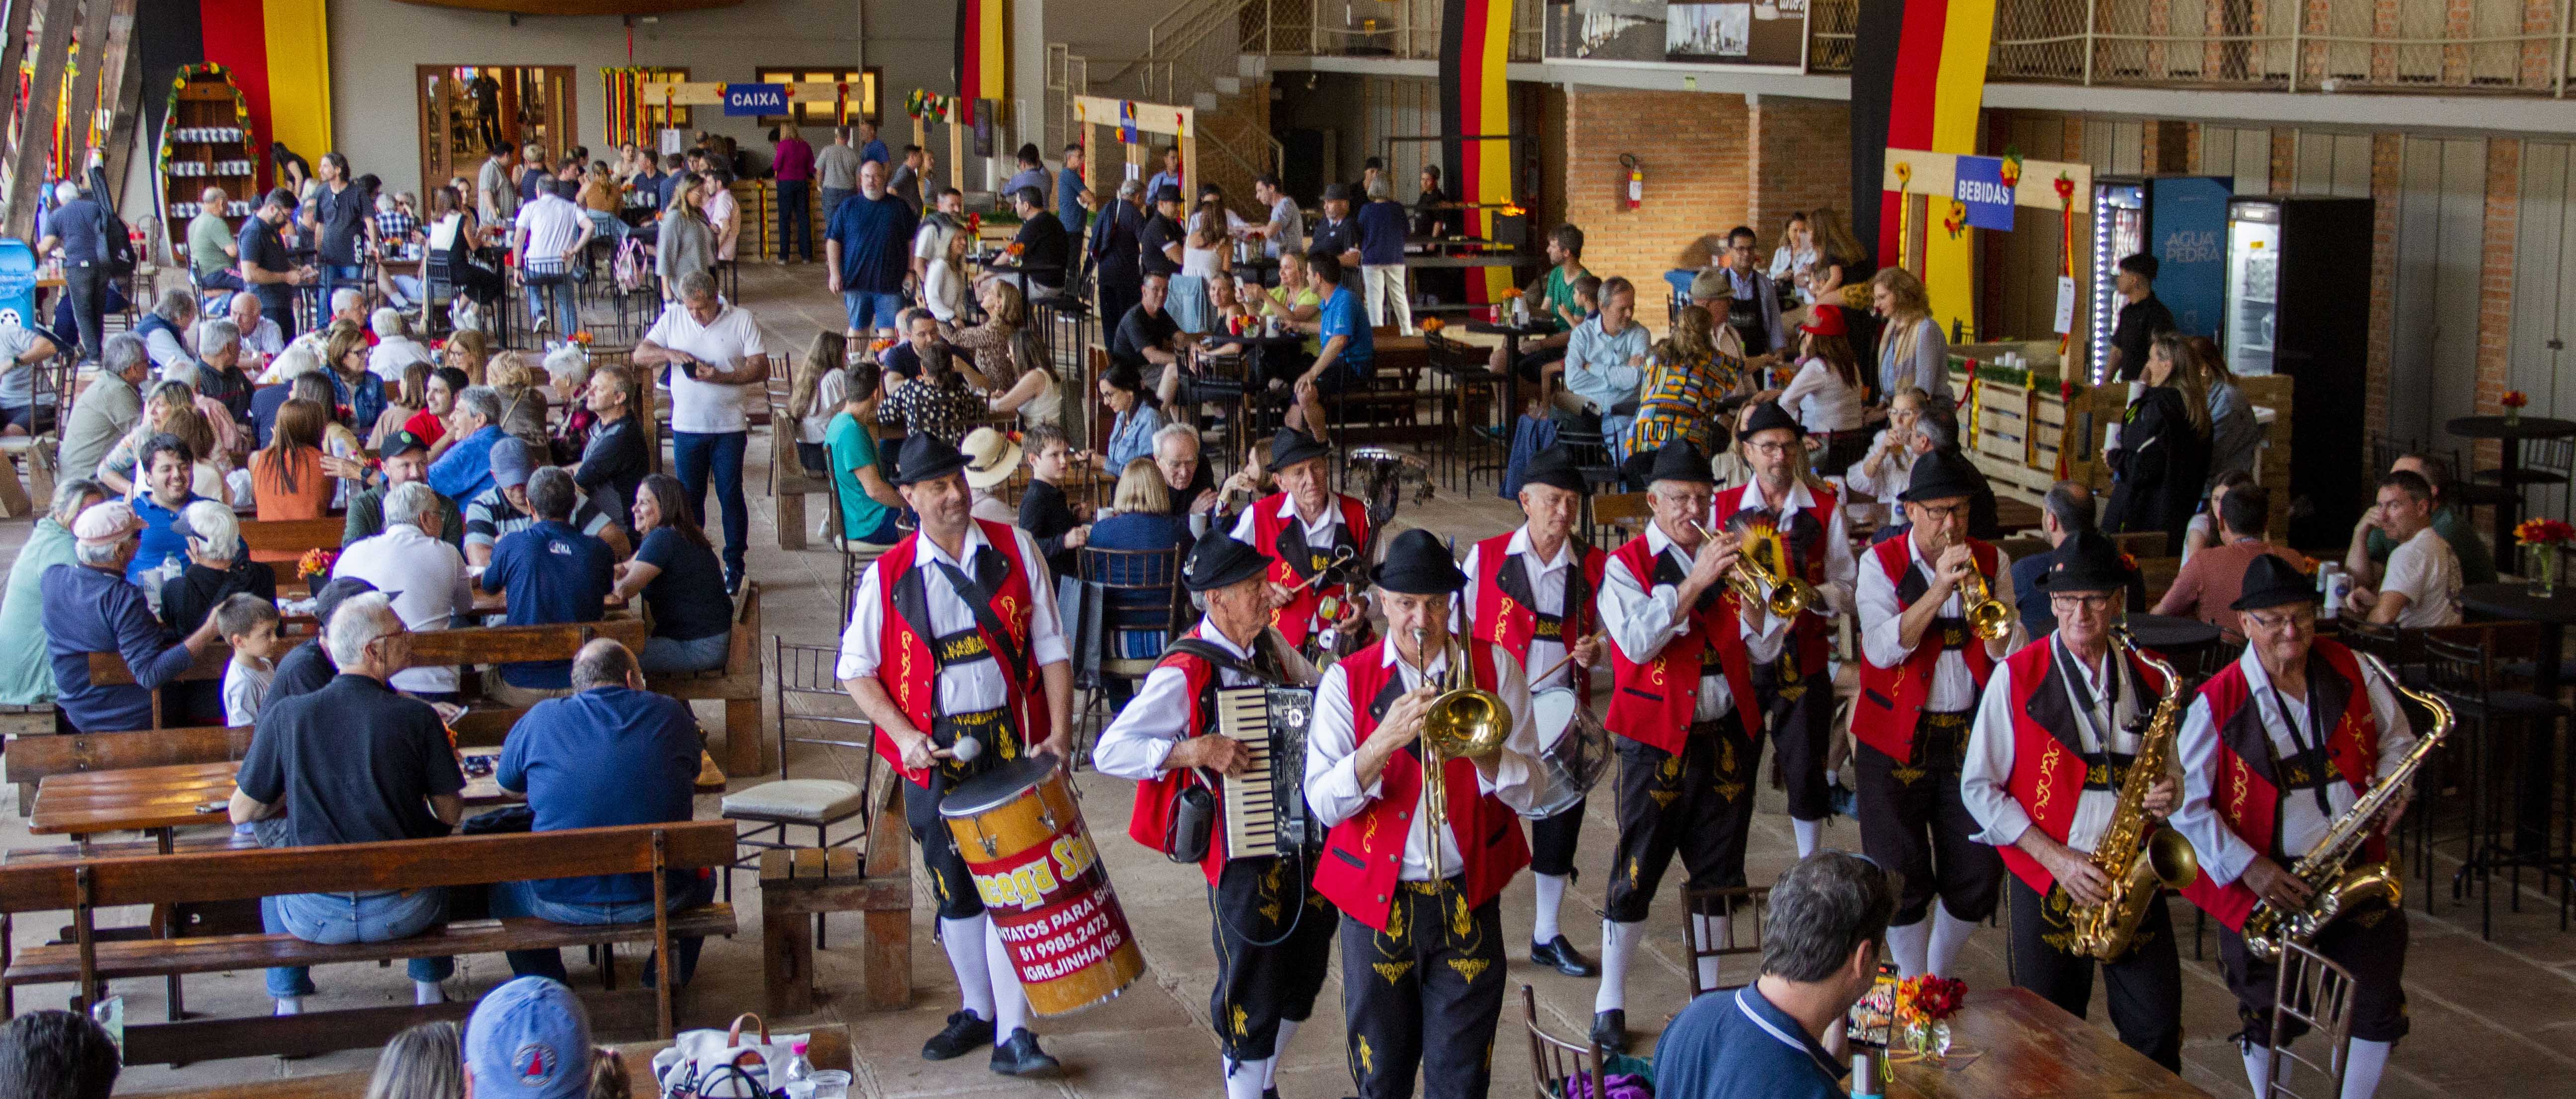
[
  {"xmin": 2349, "ymin": 469, "xmax": 2462, "ymax": 628},
  {"xmin": 633, "ymin": 270, "xmax": 769, "ymax": 592},
  {"xmin": 511, "ymin": 176, "xmax": 591, "ymax": 340}
]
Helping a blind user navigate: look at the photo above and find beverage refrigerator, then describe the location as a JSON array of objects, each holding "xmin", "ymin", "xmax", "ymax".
[
  {"xmin": 2088, "ymin": 175, "xmax": 2232, "ymax": 382},
  {"xmin": 2223, "ymin": 195, "xmax": 2377, "ymax": 546}
]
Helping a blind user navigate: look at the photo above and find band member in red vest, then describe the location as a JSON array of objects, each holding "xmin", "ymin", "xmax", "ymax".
[
  {"xmin": 837, "ymin": 433, "xmax": 1075, "ymax": 1078},
  {"xmin": 1229, "ymin": 427, "xmax": 1371, "ymax": 654},
  {"xmin": 1094, "ymin": 532, "xmax": 1328, "ymax": 1099},
  {"xmin": 1305, "ymin": 529, "xmax": 1541, "ymax": 1099},
  {"xmin": 1590, "ymin": 440, "xmax": 1776, "ymax": 1054},
  {"xmin": 2170, "ymin": 554, "xmax": 2416, "ymax": 1099},
  {"xmin": 1710, "ymin": 400, "xmax": 1856, "ymax": 860},
  {"xmin": 1454, "ymin": 445, "xmax": 1607, "ymax": 978},
  {"xmin": 1961, "ymin": 530, "xmax": 2184, "ymax": 1070},
  {"xmin": 1852, "ymin": 450, "xmax": 2022, "ymax": 979}
]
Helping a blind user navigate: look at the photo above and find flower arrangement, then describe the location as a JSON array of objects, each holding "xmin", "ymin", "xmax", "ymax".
[
  {"xmin": 2503, "ymin": 389, "xmax": 2531, "ymax": 426},
  {"xmin": 964, "ymin": 212, "xmax": 983, "ymax": 236},
  {"xmin": 2519, "ymin": 518, "xmax": 2573, "ymax": 595},
  {"xmin": 1892, "ymin": 975, "xmax": 1967, "ymax": 1061},
  {"xmin": 1497, "ymin": 287, "xmax": 1523, "ymax": 300},
  {"xmin": 296, "ymin": 548, "xmax": 337, "ymax": 581},
  {"xmin": 570, "ymin": 330, "xmax": 594, "ymax": 346},
  {"xmin": 1419, "ymin": 316, "xmax": 1445, "ymax": 334},
  {"xmin": 905, "ymin": 90, "xmax": 953, "ymax": 122},
  {"xmin": 1006, "ymin": 241, "xmax": 1025, "ymax": 258}
]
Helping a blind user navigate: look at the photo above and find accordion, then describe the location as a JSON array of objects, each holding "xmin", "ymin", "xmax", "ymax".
[{"xmin": 1213, "ymin": 685, "xmax": 1320, "ymax": 860}]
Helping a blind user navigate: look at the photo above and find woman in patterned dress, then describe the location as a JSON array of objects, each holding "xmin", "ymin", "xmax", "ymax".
[{"xmin": 1626, "ymin": 304, "xmax": 1748, "ymax": 459}]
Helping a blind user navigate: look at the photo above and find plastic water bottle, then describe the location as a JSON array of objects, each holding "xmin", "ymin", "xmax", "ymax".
[{"xmin": 777, "ymin": 1041, "xmax": 813, "ymax": 1099}]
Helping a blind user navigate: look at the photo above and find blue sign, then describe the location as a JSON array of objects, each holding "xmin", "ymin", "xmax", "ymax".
[
  {"xmin": 2149, "ymin": 176, "xmax": 2232, "ymax": 340},
  {"xmin": 0, "ymin": 238, "xmax": 36, "ymax": 333},
  {"xmin": 1953, "ymin": 157, "xmax": 2015, "ymax": 232},
  {"xmin": 722, "ymin": 84, "xmax": 787, "ymax": 117}
]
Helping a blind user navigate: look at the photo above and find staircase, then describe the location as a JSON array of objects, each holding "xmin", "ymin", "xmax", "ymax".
[{"xmin": 1049, "ymin": 0, "xmax": 1283, "ymax": 209}]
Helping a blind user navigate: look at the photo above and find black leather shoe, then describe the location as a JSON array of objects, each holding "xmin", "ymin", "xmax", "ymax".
[
  {"xmin": 989, "ymin": 1027, "xmax": 1061, "ymax": 1077},
  {"xmin": 1262, "ymin": 1090, "xmax": 1280, "ymax": 1099},
  {"xmin": 921, "ymin": 1011, "xmax": 995, "ymax": 1060},
  {"xmin": 1590, "ymin": 1009, "xmax": 1628, "ymax": 1054},
  {"xmin": 1530, "ymin": 935, "xmax": 1600, "ymax": 977}
]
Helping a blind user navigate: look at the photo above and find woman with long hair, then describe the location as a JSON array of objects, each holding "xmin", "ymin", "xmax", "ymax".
[
  {"xmin": 2187, "ymin": 334, "xmax": 2261, "ymax": 484},
  {"xmin": 364, "ymin": 1021, "xmax": 463, "ymax": 1099},
  {"xmin": 1095, "ymin": 362, "xmax": 1166, "ymax": 472},
  {"xmin": 484, "ymin": 350, "xmax": 553, "ymax": 454},
  {"xmin": 1770, "ymin": 304, "xmax": 1870, "ymax": 474},
  {"xmin": 2102, "ymin": 331, "xmax": 2213, "ymax": 553},
  {"xmin": 790, "ymin": 331, "xmax": 850, "ymax": 476},
  {"xmin": 253, "ymin": 397, "xmax": 334, "ymax": 524},
  {"xmin": 372, "ymin": 361, "xmax": 432, "ymax": 450},
  {"xmin": 1845, "ymin": 385, "xmax": 1931, "ymax": 516},
  {"xmin": 877, "ymin": 312, "xmax": 988, "ymax": 446},
  {"xmin": 922, "ymin": 223, "xmax": 968, "ymax": 323},
  {"xmin": 953, "ymin": 280, "xmax": 1058, "ymax": 427},
  {"xmin": 324, "ymin": 321, "xmax": 389, "ymax": 435},
  {"xmin": 1768, "ymin": 211, "xmax": 1820, "ymax": 297},
  {"xmin": 611, "ymin": 473, "xmax": 735, "ymax": 673},
  {"xmin": 96, "ymin": 381, "xmax": 201, "ymax": 494},
  {"xmin": 291, "ymin": 371, "xmax": 365, "ymax": 508},
  {"xmin": 657, "ymin": 176, "xmax": 716, "ymax": 301},
  {"xmin": 1087, "ymin": 456, "xmax": 1192, "ymax": 661},
  {"xmin": 1869, "ymin": 266, "xmax": 1951, "ymax": 407},
  {"xmin": 1628, "ymin": 304, "xmax": 1745, "ymax": 458},
  {"xmin": 442, "ymin": 327, "xmax": 491, "ymax": 387},
  {"xmin": 1803, "ymin": 207, "xmax": 1866, "ymax": 304}
]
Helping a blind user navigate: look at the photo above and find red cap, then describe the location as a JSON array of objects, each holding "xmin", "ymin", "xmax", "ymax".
[{"xmin": 1800, "ymin": 304, "xmax": 1847, "ymax": 337}]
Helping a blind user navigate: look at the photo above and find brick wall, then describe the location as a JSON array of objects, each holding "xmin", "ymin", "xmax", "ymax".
[
  {"xmin": 1748, "ymin": 96, "xmax": 1852, "ymax": 245},
  {"xmin": 2365, "ymin": 134, "xmax": 2401, "ymax": 450},
  {"xmin": 2476, "ymin": 139, "xmax": 2523, "ymax": 473},
  {"xmin": 1562, "ymin": 89, "xmax": 1751, "ymax": 322}
]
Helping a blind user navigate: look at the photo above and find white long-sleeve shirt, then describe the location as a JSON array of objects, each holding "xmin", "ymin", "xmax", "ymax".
[
  {"xmin": 835, "ymin": 525, "xmax": 1070, "ymax": 724},
  {"xmin": 1092, "ymin": 621, "xmax": 1315, "ymax": 781},
  {"xmin": 1453, "ymin": 526, "xmax": 1582, "ymax": 694},
  {"xmin": 1598, "ymin": 522, "xmax": 1784, "ymax": 722},
  {"xmin": 1228, "ymin": 492, "xmax": 1348, "ymax": 553},
  {"xmin": 2169, "ymin": 647, "xmax": 2415, "ymax": 888},
  {"xmin": 1304, "ymin": 641, "xmax": 1541, "ymax": 882},
  {"xmin": 1857, "ymin": 532, "xmax": 2023, "ymax": 713},
  {"xmin": 1962, "ymin": 637, "xmax": 2163, "ymax": 854}
]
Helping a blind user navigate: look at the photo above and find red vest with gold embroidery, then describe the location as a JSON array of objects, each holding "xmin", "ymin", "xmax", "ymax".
[
  {"xmin": 1312, "ymin": 639, "xmax": 1532, "ymax": 932},
  {"xmin": 868, "ymin": 520, "xmax": 1054, "ymax": 786},
  {"xmin": 1603, "ymin": 533, "xmax": 1761, "ymax": 750},
  {"xmin": 1468, "ymin": 531, "xmax": 1608, "ymax": 696},
  {"xmin": 1995, "ymin": 638, "xmax": 2173, "ymax": 897},
  {"xmin": 2178, "ymin": 639, "xmax": 2384, "ymax": 932},
  {"xmin": 1852, "ymin": 536, "xmax": 2001, "ymax": 760},
  {"xmin": 1710, "ymin": 480, "xmax": 1837, "ymax": 677},
  {"xmin": 1250, "ymin": 491, "xmax": 1371, "ymax": 649},
  {"xmin": 1123, "ymin": 624, "xmax": 1233, "ymax": 887}
]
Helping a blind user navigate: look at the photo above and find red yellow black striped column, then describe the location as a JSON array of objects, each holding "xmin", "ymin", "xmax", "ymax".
[
  {"xmin": 955, "ymin": 0, "xmax": 1007, "ymax": 125},
  {"xmin": 1440, "ymin": 0, "xmax": 1514, "ymax": 303}
]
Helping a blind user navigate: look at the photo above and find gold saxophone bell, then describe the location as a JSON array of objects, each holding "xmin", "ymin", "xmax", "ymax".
[{"xmin": 1410, "ymin": 627, "xmax": 1511, "ymax": 882}]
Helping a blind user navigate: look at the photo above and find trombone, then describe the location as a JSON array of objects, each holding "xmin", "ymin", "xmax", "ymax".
[
  {"xmin": 1684, "ymin": 520, "xmax": 1818, "ymax": 620},
  {"xmin": 1406, "ymin": 626, "xmax": 1512, "ymax": 882}
]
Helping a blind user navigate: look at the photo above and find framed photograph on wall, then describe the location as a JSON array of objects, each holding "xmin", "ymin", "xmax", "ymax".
[{"xmin": 1543, "ymin": 0, "xmax": 1806, "ymax": 71}]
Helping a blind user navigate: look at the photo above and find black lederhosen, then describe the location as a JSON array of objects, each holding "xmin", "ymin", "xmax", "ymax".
[
  {"xmin": 1528, "ymin": 801, "xmax": 1585, "ymax": 878},
  {"xmin": 1340, "ymin": 880, "xmax": 1507, "ymax": 1099},
  {"xmin": 1211, "ymin": 851, "xmax": 1337, "ymax": 1065},
  {"xmin": 1602, "ymin": 706, "xmax": 1762, "ymax": 924},
  {"xmin": 2009, "ymin": 874, "xmax": 2184, "ymax": 1071},
  {"xmin": 1751, "ymin": 655, "xmax": 1834, "ymax": 822},
  {"xmin": 2219, "ymin": 901, "xmax": 2410, "ymax": 1047},
  {"xmin": 891, "ymin": 556, "xmax": 1031, "ymax": 922},
  {"xmin": 1855, "ymin": 707, "xmax": 2004, "ymax": 926}
]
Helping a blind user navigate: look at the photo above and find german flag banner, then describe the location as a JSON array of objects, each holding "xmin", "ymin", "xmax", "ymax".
[
  {"xmin": 142, "ymin": 0, "xmax": 334, "ymax": 183},
  {"xmin": 1440, "ymin": 0, "xmax": 1515, "ymax": 305},
  {"xmin": 1851, "ymin": 0, "xmax": 1994, "ymax": 335},
  {"xmin": 954, "ymin": 0, "xmax": 1007, "ymax": 126}
]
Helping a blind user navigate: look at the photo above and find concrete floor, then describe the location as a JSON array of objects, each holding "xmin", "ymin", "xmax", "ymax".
[{"xmin": 5, "ymin": 263, "xmax": 2575, "ymax": 1098}]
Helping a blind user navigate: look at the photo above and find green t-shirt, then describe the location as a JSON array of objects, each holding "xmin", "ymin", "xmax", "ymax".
[
  {"xmin": 825, "ymin": 411, "xmax": 894, "ymax": 542},
  {"xmin": 1538, "ymin": 263, "xmax": 1589, "ymax": 333},
  {"xmin": 187, "ymin": 213, "xmax": 235, "ymax": 279},
  {"xmin": 2365, "ymin": 505, "xmax": 2497, "ymax": 586}
]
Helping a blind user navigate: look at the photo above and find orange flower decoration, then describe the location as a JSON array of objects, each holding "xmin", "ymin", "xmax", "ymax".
[
  {"xmin": 297, "ymin": 548, "xmax": 337, "ymax": 580},
  {"xmin": 2515, "ymin": 517, "xmax": 2574, "ymax": 546},
  {"xmin": 2502, "ymin": 390, "xmax": 2530, "ymax": 409},
  {"xmin": 1419, "ymin": 316, "xmax": 1445, "ymax": 334}
]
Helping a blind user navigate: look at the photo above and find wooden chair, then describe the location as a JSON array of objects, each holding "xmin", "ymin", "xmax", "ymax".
[
  {"xmin": 1520, "ymin": 983, "xmax": 1608, "ymax": 1099},
  {"xmin": 721, "ymin": 639, "xmax": 874, "ymax": 901},
  {"xmin": 764, "ymin": 359, "xmax": 831, "ymax": 551},
  {"xmin": 644, "ymin": 581, "xmax": 768, "ymax": 776},
  {"xmin": 825, "ymin": 486, "xmax": 899, "ymax": 629},
  {"xmin": 2260, "ymin": 942, "xmax": 2359, "ymax": 1099},
  {"xmin": 1588, "ymin": 491, "xmax": 1653, "ymax": 551},
  {"xmin": 755, "ymin": 792, "xmax": 912, "ymax": 1017},
  {"xmin": 1680, "ymin": 885, "xmax": 1771, "ymax": 999}
]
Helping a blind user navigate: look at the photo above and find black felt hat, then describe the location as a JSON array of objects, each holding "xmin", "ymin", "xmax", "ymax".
[
  {"xmin": 2231, "ymin": 552, "xmax": 2323, "ymax": 611},
  {"xmin": 380, "ymin": 428, "xmax": 432, "ymax": 459},
  {"xmin": 311, "ymin": 577, "xmax": 378, "ymax": 632},
  {"xmin": 2036, "ymin": 529, "xmax": 2131, "ymax": 593},
  {"xmin": 1740, "ymin": 400, "xmax": 1805, "ymax": 440},
  {"xmin": 1521, "ymin": 445, "xmax": 1589, "ymax": 495},
  {"xmin": 1184, "ymin": 532, "xmax": 1274, "ymax": 593},
  {"xmin": 1373, "ymin": 529, "xmax": 1468, "ymax": 594},
  {"xmin": 891, "ymin": 433, "xmax": 971, "ymax": 486},
  {"xmin": 1154, "ymin": 184, "xmax": 1184, "ymax": 204},
  {"xmin": 1321, "ymin": 182, "xmax": 1353, "ymax": 203},
  {"xmin": 1900, "ymin": 449, "xmax": 1985, "ymax": 503},
  {"xmin": 1639, "ymin": 440, "xmax": 1714, "ymax": 486},
  {"xmin": 1268, "ymin": 426, "xmax": 1330, "ymax": 470}
]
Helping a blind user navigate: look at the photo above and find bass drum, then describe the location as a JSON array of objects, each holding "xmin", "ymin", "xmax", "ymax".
[
  {"xmin": 1522, "ymin": 687, "xmax": 1610, "ymax": 819},
  {"xmin": 940, "ymin": 756, "xmax": 1148, "ymax": 1016}
]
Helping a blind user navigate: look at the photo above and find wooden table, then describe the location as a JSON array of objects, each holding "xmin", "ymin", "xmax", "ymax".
[
  {"xmin": 130, "ymin": 1024, "xmax": 854, "ymax": 1099},
  {"xmin": 1884, "ymin": 987, "xmax": 2210, "ymax": 1099},
  {"xmin": 2446, "ymin": 414, "xmax": 2576, "ymax": 572}
]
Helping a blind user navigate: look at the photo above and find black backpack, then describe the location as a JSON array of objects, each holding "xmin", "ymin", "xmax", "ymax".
[{"xmin": 86, "ymin": 165, "xmax": 134, "ymax": 278}]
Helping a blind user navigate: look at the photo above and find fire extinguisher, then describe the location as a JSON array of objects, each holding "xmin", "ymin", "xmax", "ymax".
[{"xmin": 1620, "ymin": 154, "xmax": 1643, "ymax": 212}]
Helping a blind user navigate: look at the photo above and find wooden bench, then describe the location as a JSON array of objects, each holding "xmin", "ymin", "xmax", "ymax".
[
  {"xmin": 80, "ymin": 644, "xmax": 232, "ymax": 730},
  {"xmin": 239, "ymin": 516, "xmax": 349, "ymax": 562},
  {"xmin": 644, "ymin": 581, "xmax": 767, "ymax": 777},
  {"xmin": 755, "ymin": 783, "xmax": 910, "ymax": 1016},
  {"xmin": 5, "ymin": 709, "xmax": 530, "ymax": 817},
  {"xmin": 767, "ymin": 383, "xmax": 830, "ymax": 551},
  {"xmin": 387, "ymin": 618, "xmax": 652, "ymax": 701},
  {"xmin": 0, "ymin": 820, "xmax": 737, "ymax": 1065}
]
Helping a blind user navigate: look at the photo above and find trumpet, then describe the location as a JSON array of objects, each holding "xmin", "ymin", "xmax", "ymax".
[
  {"xmin": 1961, "ymin": 562, "xmax": 2013, "ymax": 641},
  {"xmin": 1685, "ymin": 520, "xmax": 1818, "ymax": 620},
  {"xmin": 1407, "ymin": 626, "xmax": 1512, "ymax": 882}
]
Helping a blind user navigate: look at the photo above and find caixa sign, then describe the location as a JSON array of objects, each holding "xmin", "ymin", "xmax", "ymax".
[{"xmin": 722, "ymin": 83, "xmax": 788, "ymax": 116}]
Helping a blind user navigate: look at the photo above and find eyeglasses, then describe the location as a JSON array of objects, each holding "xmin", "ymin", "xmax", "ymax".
[
  {"xmin": 2048, "ymin": 593, "xmax": 2118, "ymax": 610},
  {"xmin": 1910, "ymin": 501, "xmax": 1970, "ymax": 520},
  {"xmin": 2243, "ymin": 610, "xmax": 2316, "ymax": 632},
  {"xmin": 1745, "ymin": 440, "xmax": 1797, "ymax": 456}
]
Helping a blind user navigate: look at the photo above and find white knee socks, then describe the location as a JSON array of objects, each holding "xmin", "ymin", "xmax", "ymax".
[
  {"xmin": 1268, "ymin": 1018, "xmax": 1300, "ymax": 1089},
  {"xmin": 983, "ymin": 920, "xmax": 1032, "ymax": 1038},
  {"xmin": 2341, "ymin": 1038, "xmax": 2393, "ymax": 1099},
  {"xmin": 1596, "ymin": 919, "xmax": 1643, "ymax": 1014},
  {"xmin": 1793, "ymin": 818, "xmax": 1824, "ymax": 859},
  {"xmin": 1533, "ymin": 873, "xmax": 1568, "ymax": 943},
  {"xmin": 1885, "ymin": 918, "xmax": 1932, "ymax": 979},
  {"xmin": 1224, "ymin": 1058, "xmax": 1270, "ymax": 1099},
  {"xmin": 1927, "ymin": 908, "xmax": 1978, "ymax": 978},
  {"xmin": 939, "ymin": 915, "xmax": 996, "ymax": 1022}
]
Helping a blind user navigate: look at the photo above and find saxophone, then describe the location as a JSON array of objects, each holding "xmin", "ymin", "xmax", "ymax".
[
  {"xmin": 2062, "ymin": 629, "xmax": 2201, "ymax": 960},
  {"xmin": 2242, "ymin": 652, "xmax": 2450, "ymax": 960}
]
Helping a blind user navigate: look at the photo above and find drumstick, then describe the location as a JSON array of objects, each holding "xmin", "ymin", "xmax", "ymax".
[
  {"xmin": 1283, "ymin": 544, "xmax": 1359, "ymax": 594},
  {"xmin": 1530, "ymin": 631, "xmax": 1608, "ymax": 686}
]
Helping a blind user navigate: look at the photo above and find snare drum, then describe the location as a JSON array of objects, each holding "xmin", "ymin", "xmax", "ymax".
[
  {"xmin": 1523, "ymin": 687, "xmax": 1610, "ymax": 819},
  {"xmin": 940, "ymin": 756, "xmax": 1147, "ymax": 1016}
]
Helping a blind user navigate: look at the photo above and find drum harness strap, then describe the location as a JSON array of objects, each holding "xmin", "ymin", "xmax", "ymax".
[{"xmin": 1165, "ymin": 634, "xmax": 1315, "ymax": 951}]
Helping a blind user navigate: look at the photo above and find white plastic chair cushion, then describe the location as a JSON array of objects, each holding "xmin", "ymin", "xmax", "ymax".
[{"xmin": 720, "ymin": 778, "xmax": 866, "ymax": 823}]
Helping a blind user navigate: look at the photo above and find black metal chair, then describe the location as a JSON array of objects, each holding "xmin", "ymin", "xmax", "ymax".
[
  {"xmin": 718, "ymin": 639, "xmax": 876, "ymax": 925},
  {"xmin": 1072, "ymin": 545, "xmax": 1187, "ymax": 760},
  {"xmin": 2476, "ymin": 435, "xmax": 2576, "ymax": 522},
  {"xmin": 2422, "ymin": 629, "xmax": 2567, "ymax": 936}
]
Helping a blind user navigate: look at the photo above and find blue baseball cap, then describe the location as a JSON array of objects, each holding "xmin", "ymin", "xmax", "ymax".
[{"xmin": 465, "ymin": 976, "xmax": 593, "ymax": 1099}]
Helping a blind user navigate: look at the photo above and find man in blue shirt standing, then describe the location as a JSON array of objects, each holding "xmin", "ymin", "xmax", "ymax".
[
  {"xmin": 481, "ymin": 467, "xmax": 614, "ymax": 706},
  {"xmin": 857, "ymin": 120, "xmax": 891, "ymax": 168},
  {"xmin": 41, "ymin": 501, "xmax": 224, "ymax": 731},
  {"xmin": 825, "ymin": 159, "xmax": 919, "ymax": 341},
  {"xmin": 1651, "ymin": 852, "xmax": 1893, "ymax": 1099},
  {"xmin": 36, "ymin": 180, "xmax": 110, "ymax": 364},
  {"xmin": 491, "ymin": 638, "xmax": 714, "ymax": 985},
  {"xmin": 1354, "ymin": 177, "xmax": 1415, "ymax": 334},
  {"xmin": 1055, "ymin": 143, "xmax": 1087, "ymax": 236},
  {"xmin": 1289, "ymin": 252, "xmax": 1373, "ymax": 438}
]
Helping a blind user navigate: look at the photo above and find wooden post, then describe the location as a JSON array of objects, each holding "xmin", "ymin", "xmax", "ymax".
[
  {"xmin": 861, "ymin": 789, "xmax": 912, "ymax": 1010},
  {"xmin": 6, "ymin": 0, "xmax": 82, "ymax": 239},
  {"xmin": 60, "ymin": 0, "xmax": 118, "ymax": 182},
  {"xmin": 758, "ymin": 851, "xmax": 816, "ymax": 1016}
]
